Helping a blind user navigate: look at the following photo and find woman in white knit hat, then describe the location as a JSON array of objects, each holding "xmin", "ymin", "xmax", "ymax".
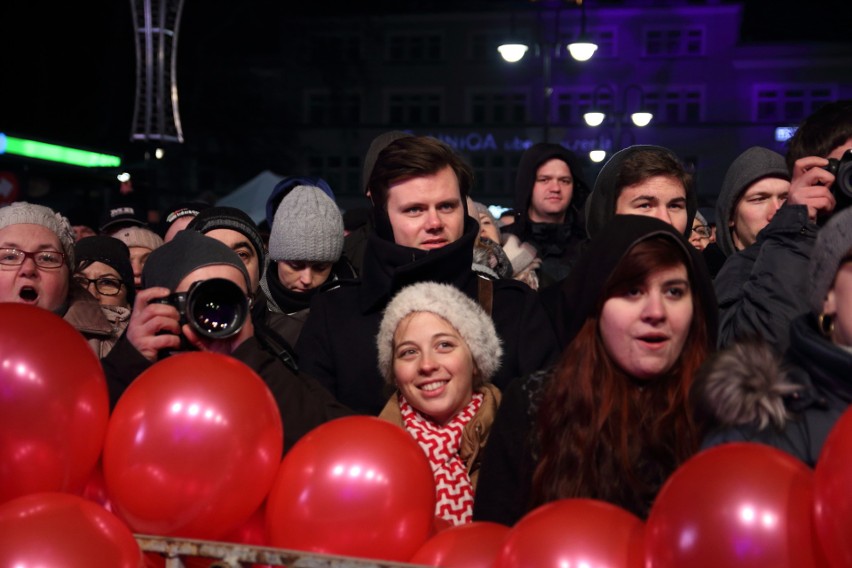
[
  {"xmin": 0, "ymin": 201, "xmax": 126, "ymax": 356},
  {"xmin": 376, "ymin": 281, "xmax": 502, "ymax": 526}
]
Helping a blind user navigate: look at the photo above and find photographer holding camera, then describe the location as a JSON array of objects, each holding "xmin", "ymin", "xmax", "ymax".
[
  {"xmin": 715, "ymin": 100, "xmax": 852, "ymax": 354},
  {"xmin": 102, "ymin": 230, "xmax": 352, "ymax": 452}
]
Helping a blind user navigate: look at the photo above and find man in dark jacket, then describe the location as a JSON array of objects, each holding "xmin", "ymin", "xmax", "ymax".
[
  {"xmin": 714, "ymin": 101, "xmax": 852, "ymax": 353},
  {"xmin": 101, "ymin": 230, "xmax": 352, "ymax": 452},
  {"xmin": 502, "ymin": 143, "xmax": 591, "ymax": 287},
  {"xmin": 295, "ymin": 136, "xmax": 560, "ymax": 415}
]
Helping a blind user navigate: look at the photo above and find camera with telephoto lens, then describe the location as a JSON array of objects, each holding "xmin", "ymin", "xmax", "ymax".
[
  {"xmin": 824, "ymin": 149, "xmax": 852, "ymax": 200},
  {"xmin": 150, "ymin": 278, "xmax": 249, "ymax": 340}
]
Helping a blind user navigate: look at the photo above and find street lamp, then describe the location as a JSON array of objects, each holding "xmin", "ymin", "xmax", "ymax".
[
  {"xmin": 566, "ymin": 0, "xmax": 597, "ymax": 62},
  {"xmin": 583, "ymin": 84, "xmax": 653, "ymax": 160}
]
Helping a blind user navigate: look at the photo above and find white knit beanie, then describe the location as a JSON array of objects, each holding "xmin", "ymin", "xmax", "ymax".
[
  {"xmin": 376, "ymin": 282, "xmax": 503, "ymax": 385},
  {"xmin": 268, "ymin": 185, "xmax": 344, "ymax": 263},
  {"xmin": 0, "ymin": 202, "xmax": 75, "ymax": 267},
  {"xmin": 809, "ymin": 207, "xmax": 852, "ymax": 314}
]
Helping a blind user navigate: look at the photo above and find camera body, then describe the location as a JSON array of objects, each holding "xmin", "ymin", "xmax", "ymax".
[
  {"xmin": 150, "ymin": 278, "xmax": 249, "ymax": 340},
  {"xmin": 824, "ymin": 149, "xmax": 852, "ymax": 200}
]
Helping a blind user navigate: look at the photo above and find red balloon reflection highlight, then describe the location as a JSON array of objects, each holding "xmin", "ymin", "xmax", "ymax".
[
  {"xmin": 646, "ymin": 442, "xmax": 822, "ymax": 568},
  {"xmin": 0, "ymin": 492, "xmax": 142, "ymax": 568},
  {"xmin": 411, "ymin": 521, "xmax": 510, "ymax": 568},
  {"xmin": 266, "ymin": 416, "xmax": 435, "ymax": 562},
  {"xmin": 103, "ymin": 352, "xmax": 283, "ymax": 539},
  {"xmin": 0, "ymin": 304, "xmax": 109, "ymax": 505},
  {"xmin": 815, "ymin": 407, "xmax": 852, "ymax": 567},
  {"xmin": 495, "ymin": 498, "xmax": 644, "ymax": 568}
]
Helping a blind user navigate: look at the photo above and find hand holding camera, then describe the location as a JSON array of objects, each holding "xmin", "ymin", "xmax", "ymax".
[
  {"xmin": 788, "ymin": 155, "xmax": 837, "ymax": 221},
  {"xmin": 130, "ymin": 278, "xmax": 252, "ymax": 361}
]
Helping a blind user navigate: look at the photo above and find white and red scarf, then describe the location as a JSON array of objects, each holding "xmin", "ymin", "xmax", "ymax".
[{"xmin": 399, "ymin": 393, "xmax": 483, "ymax": 525}]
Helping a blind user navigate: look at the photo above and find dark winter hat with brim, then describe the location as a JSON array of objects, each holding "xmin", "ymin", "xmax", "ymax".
[
  {"xmin": 142, "ymin": 230, "xmax": 250, "ymax": 292},
  {"xmin": 809, "ymin": 207, "xmax": 852, "ymax": 314}
]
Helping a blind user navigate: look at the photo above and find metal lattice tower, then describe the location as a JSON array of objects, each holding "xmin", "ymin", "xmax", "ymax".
[{"xmin": 130, "ymin": 0, "xmax": 186, "ymax": 143}]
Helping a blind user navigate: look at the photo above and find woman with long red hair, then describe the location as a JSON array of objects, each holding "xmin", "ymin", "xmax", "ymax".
[{"xmin": 473, "ymin": 215, "xmax": 717, "ymax": 524}]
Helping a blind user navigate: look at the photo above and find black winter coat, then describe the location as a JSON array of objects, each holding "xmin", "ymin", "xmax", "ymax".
[{"xmin": 295, "ymin": 217, "xmax": 560, "ymax": 415}]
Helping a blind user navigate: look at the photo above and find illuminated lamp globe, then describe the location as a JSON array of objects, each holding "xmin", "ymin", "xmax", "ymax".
[
  {"xmin": 590, "ymin": 150, "xmax": 607, "ymax": 163},
  {"xmin": 497, "ymin": 44, "xmax": 529, "ymax": 63},
  {"xmin": 583, "ymin": 112, "xmax": 606, "ymax": 127},
  {"xmin": 567, "ymin": 41, "xmax": 597, "ymax": 62},
  {"xmin": 631, "ymin": 112, "xmax": 653, "ymax": 127}
]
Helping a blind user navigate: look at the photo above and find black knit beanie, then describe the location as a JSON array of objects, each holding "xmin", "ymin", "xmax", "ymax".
[
  {"xmin": 142, "ymin": 230, "xmax": 250, "ymax": 292},
  {"xmin": 74, "ymin": 235, "xmax": 136, "ymax": 305},
  {"xmin": 186, "ymin": 206, "xmax": 266, "ymax": 262}
]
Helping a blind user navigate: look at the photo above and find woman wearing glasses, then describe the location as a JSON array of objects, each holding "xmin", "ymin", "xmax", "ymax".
[{"xmin": 0, "ymin": 202, "xmax": 127, "ymax": 356}]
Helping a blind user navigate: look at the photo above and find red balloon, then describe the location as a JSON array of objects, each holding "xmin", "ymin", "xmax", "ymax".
[
  {"xmin": 81, "ymin": 461, "xmax": 114, "ymax": 513},
  {"xmin": 411, "ymin": 521, "xmax": 510, "ymax": 567},
  {"xmin": 646, "ymin": 442, "xmax": 822, "ymax": 568},
  {"xmin": 0, "ymin": 492, "xmax": 141, "ymax": 568},
  {"xmin": 495, "ymin": 498, "xmax": 644, "ymax": 568},
  {"xmin": 0, "ymin": 304, "xmax": 109, "ymax": 504},
  {"xmin": 266, "ymin": 416, "xmax": 435, "ymax": 562},
  {"xmin": 815, "ymin": 406, "xmax": 852, "ymax": 567},
  {"xmin": 103, "ymin": 352, "xmax": 283, "ymax": 539}
]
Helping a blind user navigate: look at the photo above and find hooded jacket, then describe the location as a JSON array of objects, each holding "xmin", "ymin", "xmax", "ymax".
[
  {"xmin": 474, "ymin": 215, "xmax": 719, "ymax": 525},
  {"xmin": 295, "ymin": 216, "xmax": 560, "ymax": 415},
  {"xmin": 584, "ymin": 145, "xmax": 697, "ymax": 239},
  {"xmin": 503, "ymin": 143, "xmax": 591, "ymax": 286},
  {"xmin": 697, "ymin": 314, "xmax": 852, "ymax": 467},
  {"xmin": 715, "ymin": 147, "xmax": 791, "ymax": 257}
]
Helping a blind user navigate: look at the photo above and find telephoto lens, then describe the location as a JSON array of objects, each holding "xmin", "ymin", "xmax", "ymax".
[{"xmin": 185, "ymin": 278, "xmax": 249, "ymax": 339}]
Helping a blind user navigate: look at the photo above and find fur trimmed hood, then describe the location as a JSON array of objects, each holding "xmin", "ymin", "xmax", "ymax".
[{"xmin": 693, "ymin": 340, "xmax": 802, "ymax": 431}]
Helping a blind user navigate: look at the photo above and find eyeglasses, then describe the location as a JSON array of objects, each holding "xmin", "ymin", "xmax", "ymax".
[
  {"xmin": 691, "ymin": 225, "xmax": 712, "ymax": 239},
  {"xmin": 73, "ymin": 275, "xmax": 124, "ymax": 296},
  {"xmin": 0, "ymin": 248, "xmax": 66, "ymax": 269}
]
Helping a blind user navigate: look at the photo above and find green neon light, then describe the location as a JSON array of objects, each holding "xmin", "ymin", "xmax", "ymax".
[{"xmin": 1, "ymin": 135, "xmax": 121, "ymax": 167}]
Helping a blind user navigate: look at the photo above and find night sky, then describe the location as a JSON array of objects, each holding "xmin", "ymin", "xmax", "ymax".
[{"xmin": 2, "ymin": 0, "xmax": 850, "ymax": 156}]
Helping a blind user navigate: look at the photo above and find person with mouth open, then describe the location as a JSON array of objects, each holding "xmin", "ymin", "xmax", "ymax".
[
  {"xmin": 473, "ymin": 215, "xmax": 718, "ymax": 525},
  {"xmin": 0, "ymin": 201, "xmax": 131, "ymax": 356},
  {"xmin": 376, "ymin": 281, "xmax": 502, "ymax": 526}
]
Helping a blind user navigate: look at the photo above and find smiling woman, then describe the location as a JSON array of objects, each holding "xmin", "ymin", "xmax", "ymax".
[
  {"xmin": 376, "ymin": 281, "xmax": 503, "ymax": 526},
  {"xmin": 473, "ymin": 215, "xmax": 718, "ymax": 525}
]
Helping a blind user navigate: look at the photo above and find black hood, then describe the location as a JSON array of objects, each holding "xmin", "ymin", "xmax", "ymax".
[
  {"xmin": 512, "ymin": 142, "xmax": 591, "ymax": 236},
  {"xmin": 585, "ymin": 145, "xmax": 697, "ymax": 239},
  {"xmin": 552, "ymin": 214, "xmax": 718, "ymax": 348}
]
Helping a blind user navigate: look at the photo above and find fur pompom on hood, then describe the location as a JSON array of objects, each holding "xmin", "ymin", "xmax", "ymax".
[{"xmin": 693, "ymin": 340, "xmax": 802, "ymax": 431}]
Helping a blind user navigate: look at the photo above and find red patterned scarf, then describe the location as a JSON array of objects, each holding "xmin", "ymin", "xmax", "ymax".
[{"xmin": 399, "ymin": 393, "xmax": 483, "ymax": 525}]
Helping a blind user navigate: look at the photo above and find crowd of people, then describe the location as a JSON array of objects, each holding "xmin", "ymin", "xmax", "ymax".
[{"xmin": 1, "ymin": 99, "xmax": 851, "ymax": 527}]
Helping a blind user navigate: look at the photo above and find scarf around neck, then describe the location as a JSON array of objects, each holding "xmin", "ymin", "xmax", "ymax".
[{"xmin": 399, "ymin": 393, "xmax": 483, "ymax": 525}]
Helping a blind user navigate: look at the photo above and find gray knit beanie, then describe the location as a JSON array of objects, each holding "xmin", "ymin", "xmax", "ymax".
[
  {"xmin": 376, "ymin": 282, "xmax": 503, "ymax": 386},
  {"xmin": 268, "ymin": 185, "xmax": 344, "ymax": 263},
  {"xmin": 715, "ymin": 147, "xmax": 790, "ymax": 256},
  {"xmin": 809, "ymin": 207, "xmax": 852, "ymax": 314},
  {"xmin": 0, "ymin": 202, "xmax": 75, "ymax": 267}
]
